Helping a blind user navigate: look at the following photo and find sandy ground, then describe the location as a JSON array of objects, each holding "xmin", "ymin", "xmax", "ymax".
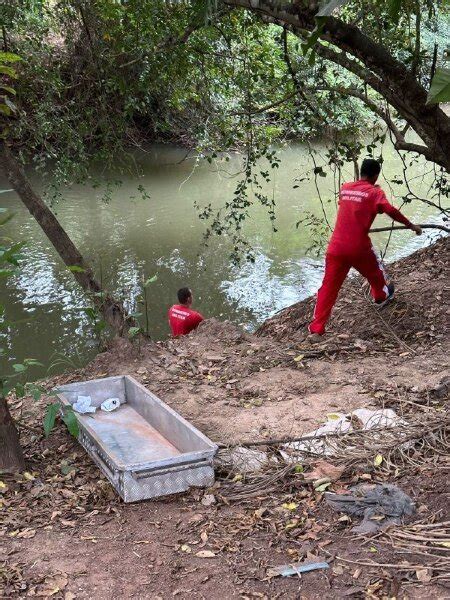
[{"xmin": 1, "ymin": 236, "xmax": 449, "ymax": 599}]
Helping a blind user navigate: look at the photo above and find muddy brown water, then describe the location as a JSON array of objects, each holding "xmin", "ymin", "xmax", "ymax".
[{"xmin": 0, "ymin": 142, "xmax": 444, "ymax": 379}]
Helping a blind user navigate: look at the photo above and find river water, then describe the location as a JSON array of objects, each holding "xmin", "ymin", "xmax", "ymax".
[{"xmin": 0, "ymin": 142, "xmax": 444, "ymax": 379}]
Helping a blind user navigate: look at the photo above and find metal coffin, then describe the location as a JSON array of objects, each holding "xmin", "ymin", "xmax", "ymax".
[{"xmin": 55, "ymin": 375, "xmax": 217, "ymax": 502}]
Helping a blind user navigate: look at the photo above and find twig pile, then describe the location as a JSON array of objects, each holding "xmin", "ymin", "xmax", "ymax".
[
  {"xmin": 342, "ymin": 521, "xmax": 450, "ymax": 585},
  {"xmin": 217, "ymin": 411, "xmax": 450, "ymax": 501},
  {"xmin": 311, "ymin": 413, "xmax": 450, "ymax": 470},
  {"xmin": 384, "ymin": 520, "xmax": 450, "ymax": 582}
]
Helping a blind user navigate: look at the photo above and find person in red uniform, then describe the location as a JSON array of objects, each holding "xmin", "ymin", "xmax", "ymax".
[
  {"xmin": 309, "ymin": 158, "xmax": 422, "ymax": 336},
  {"xmin": 168, "ymin": 287, "xmax": 204, "ymax": 337}
]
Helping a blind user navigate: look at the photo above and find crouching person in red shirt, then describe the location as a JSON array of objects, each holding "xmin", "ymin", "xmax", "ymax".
[
  {"xmin": 309, "ymin": 158, "xmax": 422, "ymax": 337},
  {"xmin": 168, "ymin": 287, "xmax": 204, "ymax": 337}
]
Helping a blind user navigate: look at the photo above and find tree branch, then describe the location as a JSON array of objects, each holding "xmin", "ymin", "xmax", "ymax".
[
  {"xmin": 369, "ymin": 224, "xmax": 449, "ymax": 234},
  {"xmin": 229, "ymin": 90, "xmax": 298, "ymax": 115},
  {"xmin": 314, "ymin": 42, "xmax": 384, "ymax": 95},
  {"xmin": 314, "ymin": 84, "xmax": 437, "ymax": 164}
]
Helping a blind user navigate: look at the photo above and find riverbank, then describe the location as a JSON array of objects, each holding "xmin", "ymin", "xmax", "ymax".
[
  {"xmin": 0, "ymin": 138, "xmax": 441, "ymax": 378},
  {"xmin": 1, "ymin": 236, "xmax": 449, "ymax": 598}
]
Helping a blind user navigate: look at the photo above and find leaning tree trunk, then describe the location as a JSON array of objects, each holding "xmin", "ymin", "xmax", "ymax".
[
  {"xmin": 0, "ymin": 142, "xmax": 136, "ymax": 473},
  {"xmin": 0, "ymin": 396, "xmax": 25, "ymax": 473},
  {"xmin": 0, "ymin": 141, "xmax": 134, "ymax": 334}
]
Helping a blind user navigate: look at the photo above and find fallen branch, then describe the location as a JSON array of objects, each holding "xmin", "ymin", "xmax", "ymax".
[
  {"xmin": 335, "ymin": 555, "xmax": 449, "ymax": 573},
  {"xmin": 369, "ymin": 223, "xmax": 449, "ymax": 234},
  {"xmin": 217, "ymin": 425, "xmax": 392, "ymax": 449}
]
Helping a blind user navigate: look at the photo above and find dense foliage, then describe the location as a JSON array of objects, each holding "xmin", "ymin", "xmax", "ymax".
[{"xmin": 1, "ymin": 2, "xmax": 398, "ymax": 175}]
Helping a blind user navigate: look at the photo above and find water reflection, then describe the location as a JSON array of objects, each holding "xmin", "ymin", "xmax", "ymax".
[{"xmin": 222, "ymin": 253, "xmax": 324, "ymax": 327}]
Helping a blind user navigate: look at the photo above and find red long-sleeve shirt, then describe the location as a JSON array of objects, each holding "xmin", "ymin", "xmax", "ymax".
[{"xmin": 328, "ymin": 180, "xmax": 412, "ymax": 254}]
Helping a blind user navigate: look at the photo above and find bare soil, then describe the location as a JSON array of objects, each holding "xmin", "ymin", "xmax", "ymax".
[{"xmin": 1, "ymin": 237, "xmax": 449, "ymax": 599}]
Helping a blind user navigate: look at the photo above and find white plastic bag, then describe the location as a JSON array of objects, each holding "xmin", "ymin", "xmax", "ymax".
[
  {"xmin": 73, "ymin": 395, "xmax": 96, "ymax": 414},
  {"xmin": 100, "ymin": 397, "xmax": 121, "ymax": 412}
]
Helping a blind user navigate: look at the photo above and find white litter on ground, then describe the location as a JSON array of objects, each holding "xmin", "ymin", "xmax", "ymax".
[
  {"xmin": 280, "ymin": 408, "xmax": 407, "ymax": 463},
  {"xmin": 215, "ymin": 446, "xmax": 273, "ymax": 474},
  {"xmin": 215, "ymin": 408, "xmax": 408, "ymax": 473},
  {"xmin": 351, "ymin": 408, "xmax": 407, "ymax": 429}
]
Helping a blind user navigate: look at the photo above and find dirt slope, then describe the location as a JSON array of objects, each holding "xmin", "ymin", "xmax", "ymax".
[
  {"xmin": 258, "ymin": 236, "xmax": 449, "ymax": 348},
  {"xmin": 1, "ymin": 236, "xmax": 449, "ymax": 599}
]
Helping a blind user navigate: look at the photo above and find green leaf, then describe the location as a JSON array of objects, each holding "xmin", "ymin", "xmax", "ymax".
[
  {"xmin": 143, "ymin": 274, "xmax": 158, "ymax": 287},
  {"xmin": 374, "ymin": 454, "xmax": 383, "ymax": 467},
  {"xmin": 14, "ymin": 383, "xmax": 25, "ymax": 398},
  {"xmin": 0, "ymin": 65, "xmax": 17, "ymax": 78},
  {"xmin": 302, "ymin": 19, "xmax": 326, "ymax": 55},
  {"xmin": 0, "ymin": 52, "xmax": 22, "ymax": 63},
  {"xmin": 0, "ymin": 211, "xmax": 15, "ymax": 226},
  {"xmin": 28, "ymin": 384, "xmax": 44, "ymax": 401},
  {"xmin": 0, "ymin": 104, "xmax": 11, "ymax": 116},
  {"xmin": 62, "ymin": 407, "xmax": 79, "ymax": 437},
  {"xmin": 128, "ymin": 326, "xmax": 141, "ymax": 338},
  {"xmin": 1, "ymin": 242, "xmax": 25, "ymax": 264},
  {"xmin": 44, "ymin": 402, "xmax": 60, "ymax": 437},
  {"xmin": 0, "ymin": 268, "xmax": 14, "ymax": 279},
  {"xmin": 314, "ymin": 166, "xmax": 327, "ymax": 178},
  {"xmin": 12, "ymin": 363, "xmax": 26, "ymax": 373},
  {"xmin": 0, "ymin": 85, "xmax": 16, "ymax": 95},
  {"xmin": 67, "ymin": 265, "xmax": 86, "ymax": 273},
  {"xmin": 93, "ymin": 320, "xmax": 106, "ymax": 334},
  {"xmin": 23, "ymin": 358, "xmax": 44, "ymax": 367},
  {"xmin": 82, "ymin": 307, "xmax": 97, "ymax": 320},
  {"xmin": 427, "ymin": 68, "xmax": 450, "ymax": 105}
]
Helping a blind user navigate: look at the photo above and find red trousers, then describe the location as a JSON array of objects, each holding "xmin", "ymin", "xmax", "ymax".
[{"xmin": 309, "ymin": 246, "xmax": 389, "ymax": 335}]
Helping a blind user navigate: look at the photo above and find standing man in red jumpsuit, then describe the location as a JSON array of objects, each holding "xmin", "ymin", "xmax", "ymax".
[
  {"xmin": 168, "ymin": 287, "xmax": 204, "ymax": 337},
  {"xmin": 309, "ymin": 158, "xmax": 422, "ymax": 336}
]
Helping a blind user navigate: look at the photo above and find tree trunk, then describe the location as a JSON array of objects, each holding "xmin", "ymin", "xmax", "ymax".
[
  {"xmin": 0, "ymin": 142, "xmax": 134, "ymax": 335},
  {"xmin": 0, "ymin": 397, "xmax": 25, "ymax": 473}
]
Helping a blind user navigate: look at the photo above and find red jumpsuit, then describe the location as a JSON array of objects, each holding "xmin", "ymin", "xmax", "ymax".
[{"xmin": 309, "ymin": 180, "xmax": 412, "ymax": 335}]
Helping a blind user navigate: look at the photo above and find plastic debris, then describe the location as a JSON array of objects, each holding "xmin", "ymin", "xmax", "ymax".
[
  {"xmin": 215, "ymin": 446, "xmax": 273, "ymax": 474},
  {"xmin": 280, "ymin": 413, "xmax": 351, "ymax": 460},
  {"xmin": 280, "ymin": 408, "xmax": 407, "ymax": 461},
  {"xmin": 325, "ymin": 483, "xmax": 415, "ymax": 533},
  {"xmin": 351, "ymin": 408, "xmax": 407, "ymax": 429},
  {"xmin": 429, "ymin": 375, "xmax": 450, "ymax": 399},
  {"xmin": 73, "ymin": 395, "xmax": 96, "ymax": 414},
  {"xmin": 267, "ymin": 561, "xmax": 329, "ymax": 578},
  {"xmin": 100, "ymin": 397, "xmax": 121, "ymax": 412}
]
